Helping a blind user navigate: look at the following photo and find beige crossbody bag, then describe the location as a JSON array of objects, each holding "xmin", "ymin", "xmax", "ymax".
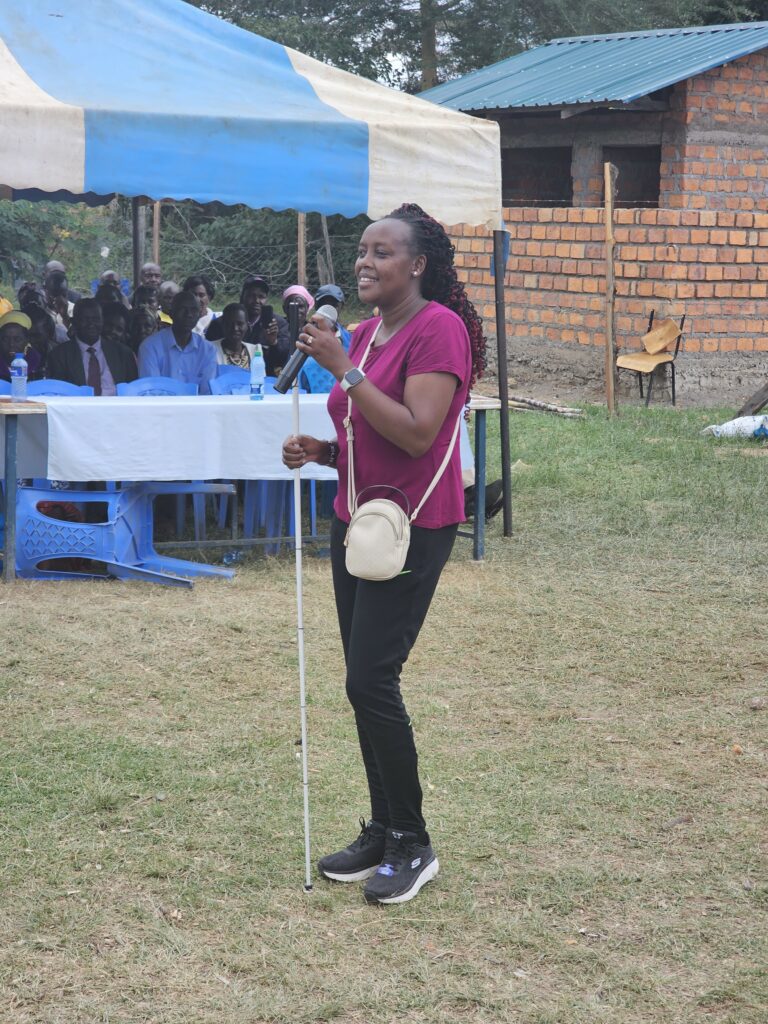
[{"xmin": 343, "ymin": 324, "xmax": 462, "ymax": 581}]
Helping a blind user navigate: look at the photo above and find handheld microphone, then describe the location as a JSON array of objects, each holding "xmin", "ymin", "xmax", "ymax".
[
  {"xmin": 286, "ymin": 296, "xmax": 302, "ymax": 347},
  {"xmin": 274, "ymin": 304, "xmax": 338, "ymax": 394}
]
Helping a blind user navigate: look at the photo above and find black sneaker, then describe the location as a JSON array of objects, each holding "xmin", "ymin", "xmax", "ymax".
[
  {"xmin": 363, "ymin": 829, "xmax": 439, "ymax": 905},
  {"xmin": 317, "ymin": 818, "xmax": 386, "ymax": 882}
]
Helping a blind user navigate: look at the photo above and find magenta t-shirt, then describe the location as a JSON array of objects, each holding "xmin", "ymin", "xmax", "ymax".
[{"xmin": 327, "ymin": 301, "xmax": 471, "ymax": 529}]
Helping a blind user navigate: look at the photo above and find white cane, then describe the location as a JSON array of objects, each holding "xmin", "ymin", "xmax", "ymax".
[{"xmin": 291, "ymin": 376, "xmax": 313, "ymax": 892}]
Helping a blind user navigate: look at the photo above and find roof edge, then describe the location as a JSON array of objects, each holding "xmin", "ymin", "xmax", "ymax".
[{"xmin": 547, "ymin": 21, "xmax": 768, "ymax": 45}]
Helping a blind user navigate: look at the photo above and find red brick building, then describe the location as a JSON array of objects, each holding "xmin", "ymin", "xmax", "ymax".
[{"xmin": 426, "ymin": 25, "xmax": 768, "ymax": 386}]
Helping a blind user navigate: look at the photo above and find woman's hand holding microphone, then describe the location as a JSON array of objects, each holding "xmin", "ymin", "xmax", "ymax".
[{"xmin": 281, "ymin": 309, "xmax": 351, "ymax": 471}]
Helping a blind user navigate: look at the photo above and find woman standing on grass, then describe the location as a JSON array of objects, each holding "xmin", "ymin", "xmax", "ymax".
[{"xmin": 282, "ymin": 203, "xmax": 485, "ymax": 905}]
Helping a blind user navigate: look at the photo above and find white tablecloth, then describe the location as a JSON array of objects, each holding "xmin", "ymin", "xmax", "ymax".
[{"xmin": 1, "ymin": 394, "xmax": 337, "ymax": 482}]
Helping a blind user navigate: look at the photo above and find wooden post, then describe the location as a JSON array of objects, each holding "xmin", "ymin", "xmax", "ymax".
[
  {"xmin": 152, "ymin": 200, "xmax": 161, "ymax": 265},
  {"xmin": 297, "ymin": 211, "xmax": 307, "ymax": 287},
  {"xmin": 604, "ymin": 162, "xmax": 619, "ymax": 416},
  {"xmin": 320, "ymin": 214, "xmax": 335, "ymax": 284},
  {"xmin": 131, "ymin": 197, "xmax": 143, "ymax": 294}
]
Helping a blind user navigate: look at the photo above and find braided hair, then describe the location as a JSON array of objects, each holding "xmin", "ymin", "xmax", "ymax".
[{"xmin": 387, "ymin": 202, "xmax": 486, "ymax": 388}]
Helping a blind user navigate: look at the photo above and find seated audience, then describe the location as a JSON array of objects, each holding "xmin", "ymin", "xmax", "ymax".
[
  {"xmin": 102, "ymin": 302, "xmax": 131, "ymax": 348},
  {"xmin": 207, "ymin": 274, "xmax": 290, "ymax": 375},
  {"xmin": 294, "ymin": 284, "xmax": 352, "ymax": 393},
  {"xmin": 0, "ymin": 310, "xmax": 43, "ymax": 380},
  {"xmin": 282, "ymin": 284, "xmax": 314, "ymax": 324},
  {"xmin": 140, "ymin": 262, "xmax": 162, "ymax": 289},
  {"xmin": 18, "ymin": 281, "xmax": 47, "ymax": 308},
  {"xmin": 158, "ymin": 280, "xmax": 180, "ymax": 325},
  {"xmin": 44, "ymin": 268, "xmax": 74, "ymax": 336},
  {"xmin": 138, "ymin": 290, "xmax": 216, "ymax": 394},
  {"xmin": 183, "ymin": 274, "xmax": 218, "ymax": 335},
  {"xmin": 314, "ymin": 284, "xmax": 351, "ymax": 350},
  {"xmin": 209, "ymin": 303, "xmax": 260, "ymax": 370},
  {"xmin": 131, "ymin": 284, "xmax": 160, "ymax": 316},
  {"xmin": 44, "ymin": 260, "xmax": 80, "ymax": 302},
  {"xmin": 21, "ymin": 303, "xmax": 57, "ymax": 373},
  {"xmin": 128, "ymin": 305, "xmax": 160, "ymax": 354},
  {"xmin": 98, "ymin": 270, "xmax": 131, "ymax": 307},
  {"xmin": 94, "ymin": 280, "xmax": 126, "ymax": 310},
  {"xmin": 46, "ymin": 298, "xmax": 138, "ymax": 395}
]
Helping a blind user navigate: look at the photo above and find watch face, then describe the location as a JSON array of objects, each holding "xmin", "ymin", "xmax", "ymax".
[{"xmin": 345, "ymin": 368, "xmax": 364, "ymax": 387}]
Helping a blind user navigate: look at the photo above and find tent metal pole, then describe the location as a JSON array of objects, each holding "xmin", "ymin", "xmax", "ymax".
[{"xmin": 493, "ymin": 228, "xmax": 512, "ymax": 537}]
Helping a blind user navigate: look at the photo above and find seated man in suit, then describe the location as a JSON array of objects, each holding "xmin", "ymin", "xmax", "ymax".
[
  {"xmin": 138, "ymin": 289, "xmax": 217, "ymax": 394},
  {"xmin": 46, "ymin": 298, "xmax": 138, "ymax": 395}
]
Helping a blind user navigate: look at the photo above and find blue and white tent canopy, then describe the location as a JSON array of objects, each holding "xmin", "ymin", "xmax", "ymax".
[{"xmin": 0, "ymin": 0, "xmax": 501, "ymax": 227}]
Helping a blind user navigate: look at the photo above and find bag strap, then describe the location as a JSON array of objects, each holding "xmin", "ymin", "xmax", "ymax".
[
  {"xmin": 409, "ymin": 411, "xmax": 462, "ymax": 523},
  {"xmin": 345, "ymin": 322, "xmax": 381, "ymax": 518},
  {"xmin": 344, "ymin": 319, "xmax": 463, "ymax": 522}
]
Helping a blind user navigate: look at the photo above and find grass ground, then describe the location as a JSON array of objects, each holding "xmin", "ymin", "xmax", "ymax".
[{"xmin": 1, "ymin": 403, "xmax": 766, "ymax": 1023}]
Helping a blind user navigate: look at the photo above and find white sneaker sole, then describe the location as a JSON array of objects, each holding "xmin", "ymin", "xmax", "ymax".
[
  {"xmin": 371, "ymin": 857, "xmax": 440, "ymax": 905},
  {"xmin": 319, "ymin": 864, "xmax": 379, "ymax": 883}
]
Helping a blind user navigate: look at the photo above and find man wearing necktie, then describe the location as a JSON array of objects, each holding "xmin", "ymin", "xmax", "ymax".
[{"xmin": 46, "ymin": 299, "xmax": 138, "ymax": 393}]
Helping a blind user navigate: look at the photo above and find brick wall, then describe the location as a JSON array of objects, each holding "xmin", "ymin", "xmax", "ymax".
[
  {"xmin": 450, "ymin": 207, "xmax": 768, "ymax": 356},
  {"xmin": 457, "ymin": 49, "xmax": 768, "ymax": 360},
  {"xmin": 660, "ymin": 51, "xmax": 768, "ymax": 210}
]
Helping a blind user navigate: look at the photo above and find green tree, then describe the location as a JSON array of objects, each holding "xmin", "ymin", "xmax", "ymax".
[
  {"xmin": 697, "ymin": 0, "xmax": 768, "ymax": 20},
  {"xmin": 187, "ymin": 1, "xmax": 409, "ymax": 84},
  {"xmin": 0, "ymin": 199, "xmax": 126, "ymax": 294},
  {"xmin": 185, "ymin": 0, "xmax": 756, "ymax": 93}
]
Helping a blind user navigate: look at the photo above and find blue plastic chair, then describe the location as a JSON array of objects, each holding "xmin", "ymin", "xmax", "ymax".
[
  {"xmin": 117, "ymin": 377, "xmax": 197, "ymax": 397},
  {"xmin": 12, "ymin": 482, "xmax": 236, "ymax": 586},
  {"xmin": 209, "ymin": 377, "xmax": 301, "ymax": 397},
  {"xmin": 209, "ymin": 370, "xmax": 250, "ymax": 395},
  {"xmin": 0, "ymin": 380, "xmax": 11, "ymax": 395},
  {"xmin": 29, "ymin": 380, "xmax": 94, "ymax": 397}
]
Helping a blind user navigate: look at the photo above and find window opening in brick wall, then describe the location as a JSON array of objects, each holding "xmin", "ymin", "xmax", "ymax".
[
  {"xmin": 603, "ymin": 146, "xmax": 661, "ymax": 208},
  {"xmin": 502, "ymin": 147, "xmax": 572, "ymax": 207}
]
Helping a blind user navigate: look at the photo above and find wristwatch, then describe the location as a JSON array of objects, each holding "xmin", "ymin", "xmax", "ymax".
[{"xmin": 340, "ymin": 367, "xmax": 366, "ymax": 392}]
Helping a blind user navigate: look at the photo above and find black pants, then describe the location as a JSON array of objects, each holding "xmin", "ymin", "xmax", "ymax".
[{"xmin": 330, "ymin": 514, "xmax": 458, "ymax": 835}]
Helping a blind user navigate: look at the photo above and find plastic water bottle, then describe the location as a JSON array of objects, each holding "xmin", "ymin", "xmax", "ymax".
[
  {"xmin": 250, "ymin": 349, "xmax": 266, "ymax": 401},
  {"xmin": 10, "ymin": 352, "xmax": 28, "ymax": 402}
]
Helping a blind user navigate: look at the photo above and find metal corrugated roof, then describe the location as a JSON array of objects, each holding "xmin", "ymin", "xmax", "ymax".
[{"xmin": 422, "ymin": 22, "xmax": 768, "ymax": 111}]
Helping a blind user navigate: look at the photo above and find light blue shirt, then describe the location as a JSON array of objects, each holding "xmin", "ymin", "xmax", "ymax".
[{"xmin": 138, "ymin": 327, "xmax": 217, "ymax": 395}]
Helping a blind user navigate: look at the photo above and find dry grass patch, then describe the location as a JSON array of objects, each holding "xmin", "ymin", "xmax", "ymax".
[{"xmin": 1, "ymin": 404, "xmax": 766, "ymax": 1023}]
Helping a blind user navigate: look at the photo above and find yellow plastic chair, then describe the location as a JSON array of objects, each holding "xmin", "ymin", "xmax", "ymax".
[{"xmin": 616, "ymin": 311, "xmax": 685, "ymax": 406}]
